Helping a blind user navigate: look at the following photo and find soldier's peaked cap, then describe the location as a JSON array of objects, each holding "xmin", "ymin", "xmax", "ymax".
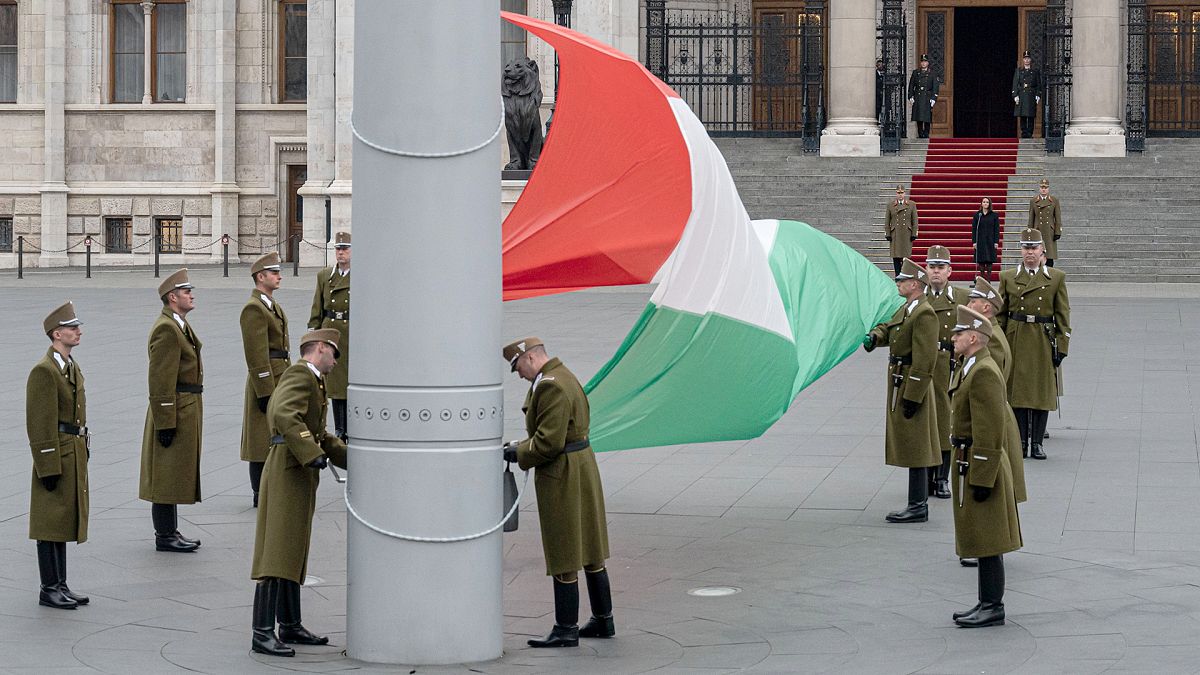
[
  {"xmin": 1040, "ymin": 178, "xmax": 1050, "ymax": 187},
  {"xmin": 158, "ymin": 268, "xmax": 193, "ymax": 298},
  {"xmin": 250, "ymin": 251, "xmax": 281, "ymax": 276},
  {"xmin": 953, "ymin": 305, "xmax": 993, "ymax": 338},
  {"xmin": 43, "ymin": 301, "xmax": 81, "ymax": 335},
  {"xmin": 301, "ymin": 328, "xmax": 341, "ymax": 359},
  {"xmin": 895, "ymin": 184, "xmax": 905, "ymax": 193},
  {"xmin": 1020, "ymin": 228, "xmax": 1045, "ymax": 246},
  {"xmin": 333, "ymin": 231, "xmax": 351, "ymax": 248},
  {"xmin": 895, "ymin": 258, "xmax": 929, "ymax": 285},
  {"xmin": 925, "ymin": 245, "xmax": 952, "ymax": 266},
  {"xmin": 969, "ymin": 277, "xmax": 1004, "ymax": 313},
  {"xmin": 1023, "ymin": 50, "xmax": 1032, "ymax": 58},
  {"xmin": 920, "ymin": 53, "xmax": 929, "ymax": 61},
  {"xmin": 503, "ymin": 337, "xmax": 544, "ymax": 372}
]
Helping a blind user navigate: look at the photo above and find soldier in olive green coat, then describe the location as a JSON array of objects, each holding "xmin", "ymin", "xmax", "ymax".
[
  {"xmin": 1028, "ymin": 178, "xmax": 1063, "ymax": 265},
  {"xmin": 924, "ymin": 245, "xmax": 964, "ymax": 500},
  {"xmin": 885, "ymin": 185, "xmax": 919, "ymax": 275},
  {"xmin": 503, "ymin": 338, "xmax": 613, "ymax": 649},
  {"xmin": 968, "ymin": 277, "xmax": 1026, "ymax": 505},
  {"xmin": 250, "ymin": 329, "xmax": 347, "ymax": 657},
  {"xmin": 241, "ymin": 252, "xmax": 291, "ymax": 507},
  {"xmin": 998, "ymin": 229, "xmax": 1071, "ymax": 461},
  {"xmin": 948, "ymin": 305, "xmax": 1022, "ymax": 628},
  {"xmin": 27, "ymin": 302, "xmax": 90, "ymax": 610},
  {"xmin": 308, "ymin": 231, "xmax": 351, "ymax": 439},
  {"xmin": 139, "ymin": 269, "xmax": 204, "ymax": 553},
  {"xmin": 863, "ymin": 259, "xmax": 941, "ymax": 524}
]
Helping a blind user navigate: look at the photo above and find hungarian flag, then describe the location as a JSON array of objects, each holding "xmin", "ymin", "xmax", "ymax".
[{"xmin": 502, "ymin": 13, "xmax": 900, "ymax": 452}]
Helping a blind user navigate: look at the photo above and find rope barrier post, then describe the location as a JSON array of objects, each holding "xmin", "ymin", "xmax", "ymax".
[
  {"xmin": 293, "ymin": 236, "xmax": 300, "ymax": 277},
  {"xmin": 17, "ymin": 236, "xmax": 23, "ymax": 279},
  {"xmin": 222, "ymin": 234, "xmax": 230, "ymax": 277},
  {"xmin": 153, "ymin": 234, "xmax": 160, "ymax": 278},
  {"xmin": 84, "ymin": 237, "xmax": 92, "ymax": 279}
]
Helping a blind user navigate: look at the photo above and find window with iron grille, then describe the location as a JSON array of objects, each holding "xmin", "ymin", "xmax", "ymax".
[
  {"xmin": 0, "ymin": 217, "xmax": 12, "ymax": 253},
  {"xmin": 106, "ymin": 217, "xmax": 132, "ymax": 253},
  {"xmin": 156, "ymin": 218, "xmax": 182, "ymax": 253}
]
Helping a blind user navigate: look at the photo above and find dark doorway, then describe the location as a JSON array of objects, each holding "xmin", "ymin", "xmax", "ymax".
[{"xmin": 953, "ymin": 7, "xmax": 1018, "ymax": 138}]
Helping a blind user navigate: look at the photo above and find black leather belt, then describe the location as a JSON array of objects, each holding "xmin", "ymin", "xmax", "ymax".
[
  {"xmin": 58, "ymin": 423, "xmax": 87, "ymax": 436},
  {"xmin": 270, "ymin": 435, "xmax": 285, "ymax": 445},
  {"xmin": 1008, "ymin": 312, "xmax": 1053, "ymax": 324},
  {"xmin": 176, "ymin": 383, "xmax": 204, "ymax": 393},
  {"xmin": 563, "ymin": 438, "xmax": 590, "ymax": 453},
  {"xmin": 269, "ymin": 349, "xmax": 289, "ymax": 360},
  {"xmin": 889, "ymin": 356, "xmax": 912, "ymax": 365},
  {"xmin": 324, "ymin": 310, "xmax": 349, "ymax": 321}
]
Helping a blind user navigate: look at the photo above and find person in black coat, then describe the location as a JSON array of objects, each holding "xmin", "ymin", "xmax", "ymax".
[{"xmin": 972, "ymin": 197, "xmax": 1001, "ymax": 280}]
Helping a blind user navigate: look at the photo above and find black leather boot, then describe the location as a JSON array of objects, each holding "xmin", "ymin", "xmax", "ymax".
[
  {"xmin": 957, "ymin": 555, "xmax": 1005, "ymax": 627},
  {"xmin": 37, "ymin": 541, "xmax": 76, "ymax": 609},
  {"xmin": 1030, "ymin": 410, "xmax": 1048, "ymax": 460},
  {"xmin": 932, "ymin": 451, "xmax": 951, "ymax": 499},
  {"xmin": 153, "ymin": 504, "xmax": 198, "ymax": 552},
  {"xmin": 579, "ymin": 568, "xmax": 615, "ymax": 639},
  {"xmin": 332, "ymin": 399, "xmax": 348, "ymax": 442},
  {"xmin": 249, "ymin": 461, "xmax": 264, "ymax": 508},
  {"xmin": 55, "ymin": 541, "xmax": 88, "ymax": 605},
  {"xmin": 252, "ymin": 579, "xmax": 294, "ymax": 656},
  {"xmin": 886, "ymin": 468, "xmax": 929, "ymax": 523},
  {"xmin": 276, "ymin": 579, "xmax": 329, "ymax": 645},
  {"xmin": 1013, "ymin": 408, "xmax": 1030, "ymax": 458},
  {"xmin": 528, "ymin": 578, "xmax": 580, "ymax": 648}
]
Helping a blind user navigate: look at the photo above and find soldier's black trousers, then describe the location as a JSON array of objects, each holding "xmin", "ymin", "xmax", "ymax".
[
  {"xmin": 916, "ymin": 122, "xmax": 930, "ymax": 138},
  {"xmin": 1019, "ymin": 116, "xmax": 1035, "ymax": 138},
  {"xmin": 892, "ymin": 258, "xmax": 903, "ymax": 276},
  {"xmin": 151, "ymin": 503, "xmax": 177, "ymax": 535},
  {"xmin": 249, "ymin": 461, "xmax": 264, "ymax": 495},
  {"xmin": 1031, "ymin": 410, "xmax": 1049, "ymax": 445},
  {"xmin": 1045, "ymin": 259, "xmax": 1054, "ymax": 267},
  {"xmin": 978, "ymin": 555, "xmax": 1004, "ymax": 605},
  {"xmin": 332, "ymin": 399, "xmax": 348, "ymax": 439}
]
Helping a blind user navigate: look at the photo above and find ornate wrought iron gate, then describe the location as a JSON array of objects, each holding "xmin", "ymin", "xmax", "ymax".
[
  {"xmin": 1138, "ymin": 5, "xmax": 1200, "ymax": 138},
  {"xmin": 1042, "ymin": 0, "xmax": 1072, "ymax": 153},
  {"xmin": 1126, "ymin": 0, "xmax": 1147, "ymax": 152},
  {"xmin": 877, "ymin": 0, "xmax": 907, "ymax": 153},
  {"xmin": 645, "ymin": 1, "xmax": 827, "ymax": 150}
]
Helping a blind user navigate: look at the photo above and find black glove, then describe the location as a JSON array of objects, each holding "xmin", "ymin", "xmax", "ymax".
[
  {"xmin": 902, "ymin": 399, "xmax": 920, "ymax": 419},
  {"xmin": 157, "ymin": 428, "xmax": 176, "ymax": 447},
  {"xmin": 257, "ymin": 396, "xmax": 270, "ymax": 413},
  {"xmin": 1053, "ymin": 234, "xmax": 1061, "ymax": 241},
  {"xmin": 503, "ymin": 443, "xmax": 518, "ymax": 463},
  {"xmin": 972, "ymin": 486, "xmax": 992, "ymax": 502},
  {"xmin": 939, "ymin": 339, "xmax": 954, "ymax": 352},
  {"xmin": 862, "ymin": 334, "xmax": 876, "ymax": 353},
  {"xmin": 1052, "ymin": 352, "xmax": 1066, "ymax": 368},
  {"xmin": 885, "ymin": 236, "xmax": 892, "ymax": 242},
  {"xmin": 910, "ymin": 236, "xmax": 917, "ymax": 241},
  {"xmin": 41, "ymin": 475, "xmax": 60, "ymax": 491},
  {"xmin": 308, "ymin": 455, "xmax": 328, "ymax": 469}
]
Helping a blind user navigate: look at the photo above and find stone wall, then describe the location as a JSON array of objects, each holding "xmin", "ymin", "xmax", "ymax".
[
  {"xmin": 65, "ymin": 111, "xmax": 216, "ymax": 183},
  {"xmin": 0, "ymin": 112, "xmax": 46, "ymax": 183},
  {"xmin": 234, "ymin": 110, "xmax": 306, "ymax": 187}
]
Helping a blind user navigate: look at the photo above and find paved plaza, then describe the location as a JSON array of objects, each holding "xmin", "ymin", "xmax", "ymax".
[{"xmin": 0, "ymin": 268, "xmax": 1199, "ymax": 673}]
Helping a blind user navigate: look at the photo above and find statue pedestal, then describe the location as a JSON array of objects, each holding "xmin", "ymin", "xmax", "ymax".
[
  {"xmin": 501, "ymin": 178, "xmax": 527, "ymax": 220},
  {"xmin": 500, "ymin": 169, "xmax": 533, "ymax": 181}
]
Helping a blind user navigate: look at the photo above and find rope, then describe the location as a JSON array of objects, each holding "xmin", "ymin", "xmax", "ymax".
[
  {"xmin": 350, "ymin": 101, "xmax": 504, "ymax": 159},
  {"xmin": 342, "ymin": 465, "xmax": 529, "ymax": 543}
]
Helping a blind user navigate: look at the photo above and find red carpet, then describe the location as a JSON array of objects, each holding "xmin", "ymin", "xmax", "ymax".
[{"xmin": 909, "ymin": 138, "xmax": 1018, "ymax": 282}]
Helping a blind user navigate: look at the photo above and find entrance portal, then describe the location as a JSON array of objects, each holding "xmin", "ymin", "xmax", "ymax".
[{"xmin": 953, "ymin": 8, "xmax": 1018, "ymax": 137}]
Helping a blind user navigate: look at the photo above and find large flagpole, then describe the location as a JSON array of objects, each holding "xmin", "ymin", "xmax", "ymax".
[{"xmin": 347, "ymin": 0, "xmax": 503, "ymax": 664}]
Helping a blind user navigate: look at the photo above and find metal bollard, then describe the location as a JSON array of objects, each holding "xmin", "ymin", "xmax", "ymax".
[
  {"xmin": 293, "ymin": 238, "xmax": 300, "ymax": 277},
  {"xmin": 84, "ymin": 237, "xmax": 93, "ymax": 279},
  {"xmin": 153, "ymin": 234, "xmax": 160, "ymax": 278},
  {"xmin": 222, "ymin": 234, "xmax": 230, "ymax": 277},
  {"xmin": 17, "ymin": 235, "xmax": 23, "ymax": 279}
]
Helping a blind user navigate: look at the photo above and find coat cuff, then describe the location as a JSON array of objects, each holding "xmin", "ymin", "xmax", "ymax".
[
  {"xmin": 249, "ymin": 363, "xmax": 276, "ymax": 398},
  {"xmin": 150, "ymin": 395, "xmax": 177, "ymax": 429},
  {"xmin": 902, "ymin": 368, "xmax": 932, "ymax": 403},
  {"xmin": 30, "ymin": 439, "xmax": 62, "ymax": 478},
  {"xmin": 967, "ymin": 447, "xmax": 1003, "ymax": 488},
  {"xmin": 284, "ymin": 426, "xmax": 325, "ymax": 466}
]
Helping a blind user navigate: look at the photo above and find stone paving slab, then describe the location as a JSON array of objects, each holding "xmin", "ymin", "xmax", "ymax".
[{"xmin": 0, "ymin": 268, "xmax": 1198, "ymax": 672}]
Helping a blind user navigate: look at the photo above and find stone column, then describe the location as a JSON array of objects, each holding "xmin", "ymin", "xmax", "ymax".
[
  {"xmin": 210, "ymin": 0, "xmax": 239, "ymax": 262},
  {"xmin": 327, "ymin": 0, "xmax": 354, "ymax": 245},
  {"xmin": 300, "ymin": 0, "xmax": 336, "ymax": 266},
  {"xmin": 1064, "ymin": 0, "xmax": 1126, "ymax": 157},
  {"xmin": 39, "ymin": 0, "xmax": 68, "ymax": 267},
  {"xmin": 820, "ymin": 0, "xmax": 879, "ymax": 156},
  {"xmin": 141, "ymin": 1, "xmax": 154, "ymax": 104}
]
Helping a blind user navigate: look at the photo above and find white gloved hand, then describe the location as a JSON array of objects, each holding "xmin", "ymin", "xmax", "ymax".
[
  {"xmin": 1036, "ymin": 96, "xmax": 1041, "ymax": 103},
  {"xmin": 1014, "ymin": 97, "xmax": 1020, "ymax": 104},
  {"xmin": 930, "ymin": 99, "xmax": 936, "ymax": 108}
]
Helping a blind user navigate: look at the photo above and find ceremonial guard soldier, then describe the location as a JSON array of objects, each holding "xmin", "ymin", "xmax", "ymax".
[
  {"xmin": 250, "ymin": 329, "xmax": 348, "ymax": 657},
  {"xmin": 309, "ymin": 232, "xmax": 351, "ymax": 440},
  {"xmin": 863, "ymin": 259, "xmax": 941, "ymax": 523},
  {"xmin": 1012, "ymin": 51, "xmax": 1043, "ymax": 139},
  {"xmin": 924, "ymin": 245, "xmax": 963, "ymax": 500},
  {"xmin": 907, "ymin": 54, "xmax": 939, "ymax": 138},
  {"xmin": 27, "ymin": 302, "xmax": 90, "ymax": 609},
  {"xmin": 140, "ymin": 269, "xmax": 204, "ymax": 552},
  {"xmin": 241, "ymin": 252, "xmax": 290, "ymax": 507},
  {"xmin": 875, "ymin": 58, "xmax": 885, "ymax": 120},
  {"xmin": 502, "ymin": 338, "xmax": 614, "ymax": 648},
  {"xmin": 885, "ymin": 185, "xmax": 919, "ymax": 276},
  {"xmin": 998, "ymin": 229, "xmax": 1071, "ymax": 461},
  {"xmin": 1028, "ymin": 178, "xmax": 1063, "ymax": 267},
  {"xmin": 948, "ymin": 305, "xmax": 1023, "ymax": 627}
]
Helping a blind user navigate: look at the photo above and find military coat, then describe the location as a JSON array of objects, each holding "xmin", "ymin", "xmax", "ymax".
[
  {"xmin": 240, "ymin": 291, "xmax": 290, "ymax": 462},
  {"xmin": 927, "ymin": 285, "xmax": 965, "ymax": 455},
  {"xmin": 251, "ymin": 362, "xmax": 347, "ymax": 584},
  {"xmin": 1012, "ymin": 67, "xmax": 1043, "ymax": 118},
  {"xmin": 1028, "ymin": 195, "xmax": 1063, "ymax": 260},
  {"xmin": 27, "ymin": 348, "xmax": 89, "ymax": 543},
  {"xmin": 140, "ymin": 308, "xmax": 204, "ymax": 505},
  {"xmin": 868, "ymin": 298, "xmax": 942, "ymax": 469},
  {"xmin": 907, "ymin": 69, "xmax": 940, "ymax": 123},
  {"xmin": 308, "ymin": 266, "xmax": 350, "ymax": 399},
  {"xmin": 515, "ymin": 358, "xmax": 610, "ymax": 576},
  {"xmin": 998, "ymin": 265, "xmax": 1071, "ymax": 411},
  {"xmin": 979, "ymin": 320, "xmax": 1026, "ymax": 503},
  {"xmin": 948, "ymin": 353, "xmax": 1023, "ymax": 558},
  {"xmin": 886, "ymin": 200, "xmax": 919, "ymax": 258}
]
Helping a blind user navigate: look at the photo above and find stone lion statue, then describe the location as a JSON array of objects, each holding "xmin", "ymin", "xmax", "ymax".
[{"xmin": 502, "ymin": 56, "xmax": 544, "ymax": 171}]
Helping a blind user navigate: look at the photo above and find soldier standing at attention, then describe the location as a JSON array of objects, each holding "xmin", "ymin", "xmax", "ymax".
[
  {"xmin": 1028, "ymin": 178, "xmax": 1063, "ymax": 267},
  {"xmin": 907, "ymin": 54, "xmax": 939, "ymax": 138},
  {"xmin": 1012, "ymin": 51, "xmax": 1043, "ymax": 139},
  {"xmin": 924, "ymin": 245, "xmax": 963, "ymax": 500},
  {"xmin": 503, "ymin": 338, "xmax": 613, "ymax": 648},
  {"xmin": 27, "ymin": 302, "xmax": 90, "ymax": 609},
  {"xmin": 140, "ymin": 269, "xmax": 204, "ymax": 553},
  {"xmin": 886, "ymin": 185, "xmax": 918, "ymax": 276},
  {"xmin": 250, "ymin": 329, "xmax": 348, "ymax": 657},
  {"xmin": 948, "ymin": 305, "xmax": 1022, "ymax": 628},
  {"xmin": 309, "ymin": 232, "xmax": 351, "ymax": 440},
  {"xmin": 862, "ymin": 259, "xmax": 941, "ymax": 524},
  {"xmin": 998, "ymin": 229, "xmax": 1071, "ymax": 461},
  {"xmin": 241, "ymin": 252, "xmax": 290, "ymax": 507}
]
